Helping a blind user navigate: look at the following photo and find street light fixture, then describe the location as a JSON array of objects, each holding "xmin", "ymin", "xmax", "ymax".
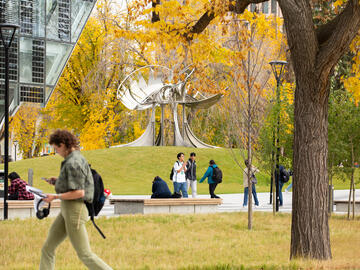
[
  {"xmin": 13, "ymin": 140, "xmax": 18, "ymax": 162},
  {"xmin": 269, "ymin": 60, "xmax": 287, "ymax": 213},
  {"xmin": 0, "ymin": 23, "xmax": 19, "ymax": 220}
]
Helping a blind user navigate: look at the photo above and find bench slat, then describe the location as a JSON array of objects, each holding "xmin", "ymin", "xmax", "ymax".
[
  {"xmin": 0, "ymin": 200, "xmax": 61, "ymax": 209},
  {"xmin": 110, "ymin": 198, "xmax": 222, "ymax": 206},
  {"xmin": 333, "ymin": 200, "xmax": 359, "ymax": 204}
]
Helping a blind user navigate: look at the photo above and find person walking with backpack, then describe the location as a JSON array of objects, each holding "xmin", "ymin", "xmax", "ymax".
[
  {"xmin": 39, "ymin": 129, "xmax": 112, "ymax": 270},
  {"xmin": 243, "ymin": 159, "xmax": 259, "ymax": 207},
  {"xmin": 276, "ymin": 165, "xmax": 290, "ymax": 206},
  {"xmin": 172, "ymin": 152, "xmax": 188, "ymax": 198},
  {"xmin": 186, "ymin": 152, "xmax": 197, "ymax": 198},
  {"xmin": 199, "ymin": 160, "xmax": 221, "ymax": 199}
]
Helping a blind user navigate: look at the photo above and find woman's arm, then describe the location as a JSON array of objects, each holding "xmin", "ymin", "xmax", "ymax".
[
  {"xmin": 199, "ymin": 167, "xmax": 211, "ymax": 183},
  {"xmin": 8, "ymin": 181, "xmax": 16, "ymax": 195},
  {"xmin": 43, "ymin": 189, "xmax": 85, "ymax": 203}
]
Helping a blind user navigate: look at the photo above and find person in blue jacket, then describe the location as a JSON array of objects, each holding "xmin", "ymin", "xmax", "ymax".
[
  {"xmin": 199, "ymin": 160, "xmax": 220, "ymax": 198},
  {"xmin": 151, "ymin": 176, "xmax": 172, "ymax": 198}
]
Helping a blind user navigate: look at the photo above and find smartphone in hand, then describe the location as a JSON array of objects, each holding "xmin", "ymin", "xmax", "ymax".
[{"xmin": 42, "ymin": 177, "xmax": 56, "ymax": 185}]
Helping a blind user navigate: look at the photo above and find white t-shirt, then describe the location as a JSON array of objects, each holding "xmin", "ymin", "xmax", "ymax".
[{"xmin": 173, "ymin": 161, "xmax": 186, "ymax": 183}]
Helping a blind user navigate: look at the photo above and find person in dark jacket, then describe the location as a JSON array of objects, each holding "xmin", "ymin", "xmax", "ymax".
[
  {"xmin": 151, "ymin": 176, "xmax": 172, "ymax": 198},
  {"xmin": 275, "ymin": 165, "xmax": 287, "ymax": 206},
  {"xmin": 199, "ymin": 160, "xmax": 220, "ymax": 198},
  {"xmin": 186, "ymin": 152, "xmax": 197, "ymax": 198}
]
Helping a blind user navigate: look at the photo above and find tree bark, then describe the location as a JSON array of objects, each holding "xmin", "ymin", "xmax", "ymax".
[
  {"xmin": 352, "ymin": 180, "xmax": 355, "ymax": 220},
  {"xmin": 277, "ymin": 0, "xmax": 360, "ymax": 260},
  {"xmin": 290, "ymin": 73, "xmax": 332, "ymax": 259},
  {"xmin": 348, "ymin": 173, "xmax": 353, "ymax": 220}
]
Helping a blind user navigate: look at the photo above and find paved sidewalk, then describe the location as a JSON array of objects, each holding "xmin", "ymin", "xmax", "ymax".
[{"xmin": 99, "ymin": 189, "xmax": 360, "ymax": 216}]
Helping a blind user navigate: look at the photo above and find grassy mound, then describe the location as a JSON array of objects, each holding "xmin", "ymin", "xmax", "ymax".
[{"xmin": 3, "ymin": 146, "xmax": 350, "ymax": 194}]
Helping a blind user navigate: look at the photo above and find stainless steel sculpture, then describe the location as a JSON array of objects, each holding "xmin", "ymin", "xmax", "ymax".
[{"xmin": 115, "ymin": 65, "xmax": 222, "ymax": 148}]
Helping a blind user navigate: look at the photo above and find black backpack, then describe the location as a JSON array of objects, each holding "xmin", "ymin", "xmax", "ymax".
[
  {"xmin": 170, "ymin": 161, "xmax": 180, "ymax": 181},
  {"xmin": 85, "ymin": 168, "xmax": 106, "ymax": 239},
  {"xmin": 280, "ymin": 168, "xmax": 290, "ymax": 183},
  {"xmin": 212, "ymin": 166, "xmax": 223, "ymax": 183}
]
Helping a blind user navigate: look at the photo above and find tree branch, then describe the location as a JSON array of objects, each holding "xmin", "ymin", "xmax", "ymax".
[
  {"xmin": 151, "ymin": 0, "xmax": 160, "ymax": 23},
  {"xmin": 316, "ymin": 1, "xmax": 360, "ymax": 81},
  {"xmin": 185, "ymin": 0, "xmax": 268, "ymax": 40},
  {"xmin": 315, "ymin": 15, "xmax": 341, "ymax": 46}
]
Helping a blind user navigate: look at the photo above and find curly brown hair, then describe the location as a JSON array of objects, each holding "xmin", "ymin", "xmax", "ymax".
[{"xmin": 49, "ymin": 129, "xmax": 79, "ymax": 149}]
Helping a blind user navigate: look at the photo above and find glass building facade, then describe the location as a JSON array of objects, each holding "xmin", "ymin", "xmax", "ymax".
[{"xmin": 0, "ymin": 0, "xmax": 97, "ymax": 122}]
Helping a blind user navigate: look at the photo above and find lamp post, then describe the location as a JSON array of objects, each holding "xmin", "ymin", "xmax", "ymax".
[
  {"xmin": 269, "ymin": 60, "xmax": 287, "ymax": 213},
  {"xmin": 13, "ymin": 140, "xmax": 18, "ymax": 162},
  {"xmin": 0, "ymin": 23, "xmax": 19, "ymax": 220}
]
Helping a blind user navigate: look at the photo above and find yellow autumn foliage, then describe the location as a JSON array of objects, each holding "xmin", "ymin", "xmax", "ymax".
[
  {"xmin": 17, "ymin": 0, "xmax": 291, "ymax": 152},
  {"xmin": 342, "ymin": 35, "xmax": 360, "ymax": 104},
  {"xmin": 10, "ymin": 105, "xmax": 47, "ymax": 158}
]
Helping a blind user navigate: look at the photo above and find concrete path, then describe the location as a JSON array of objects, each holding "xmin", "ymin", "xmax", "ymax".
[{"xmin": 99, "ymin": 189, "xmax": 360, "ymax": 217}]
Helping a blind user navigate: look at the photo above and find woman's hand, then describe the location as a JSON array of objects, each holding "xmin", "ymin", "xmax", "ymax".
[
  {"xmin": 43, "ymin": 194, "xmax": 56, "ymax": 203},
  {"xmin": 43, "ymin": 177, "xmax": 57, "ymax": 185},
  {"xmin": 48, "ymin": 177, "xmax": 57, "ymax": 185}
]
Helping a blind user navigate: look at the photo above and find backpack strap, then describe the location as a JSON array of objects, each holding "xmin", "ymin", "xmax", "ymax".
[
  {"xmin": 174, "ymin": 161, "xmax": 180, "ymax": 181},
  {"xmin": 90, "ymin": 204, "xmax": 106, "ymax": 239}
]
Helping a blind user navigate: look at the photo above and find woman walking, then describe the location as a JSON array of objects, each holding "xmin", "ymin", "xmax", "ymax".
[{"xmin": 39, "ymin": 129, "xmax": 112, "ymax": 270}]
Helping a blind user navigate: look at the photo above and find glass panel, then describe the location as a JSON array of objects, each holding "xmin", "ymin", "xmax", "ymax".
[
  {"xmin": 19, "ymin": 37, "xmax": 33, "ymax": 83},
  {"xmin": 0, "ymin": 36, "xmax": 18, "ymax": 82},
  {"xmin": 32, "ymin": 39, "xmax": 45, "ymax": 83},
  {"xmin": 20, "ymin": 0, "xmax": 46, "ymax": 37},
  {"xmin": 71, "ymin": 0, "xmax": 94, "ymax": 42},
  {"xmin": 46, "ymin": 0, "xmax": 71, "ymax": 41},
  {"xmin": 19, "ymin": 38, "xmax": 45, "ymax": 84},
  {"xmin": 20, "ymin": 84, "xmax": 44, "ymax": 103},
  {"xmin": 46, "ymin": 41, "xmax": 72, "ymax": 86},
  {"xmin": 58, "ymin": 0, "xmax": 71, "ymax": 40},
  {"xmin": 262, "ymin": 2, "xmax": 269, "ymax": 14},
  {"xmin": 250, "ymin": 3, "xmax": 256, "ymax": 12},
  {"xmin": 0, "ymin": 0, "xmax": 6, "ymax": 23},
  {"xmin": 0, "ymin": 0, "xmax": 19, "ymax": 25},
  {"xmin": 0, "ymin": 82, "xmax": 16, "ymax": 110},
  {"xmin": 45, "ymin": 85, "xmax": 52, "ymax": 104},
  {"xmin": 271, "ymin": 0, "xmax": 277, "ymax": 14}
]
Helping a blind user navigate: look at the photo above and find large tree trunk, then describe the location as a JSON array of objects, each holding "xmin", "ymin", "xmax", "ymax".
[
  {"xmin": 291, "ymin": 76, "xmax": 331, "ymax": 259},
  {"xmin": 277, "ymin": 0, "xmax": 360, "ymax": 260}
]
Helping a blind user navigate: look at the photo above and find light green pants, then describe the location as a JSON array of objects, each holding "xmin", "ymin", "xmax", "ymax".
[{"xmin": 39, "ymin": 200, "xmax": 112, "ymax": 270}]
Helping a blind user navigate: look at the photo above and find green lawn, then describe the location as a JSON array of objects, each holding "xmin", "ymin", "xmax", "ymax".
[
  {"xmin": 0, "ymin": 212, "xmax": 359, "ymax": 269},
  {"xmin": 2, "ymin": 146, "xmax": 353, "ymax": 194}
]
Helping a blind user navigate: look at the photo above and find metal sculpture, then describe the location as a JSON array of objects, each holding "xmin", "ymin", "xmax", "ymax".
[{"xmin": 114, "ymin": 65, "xmax": 222, "ymax": 148}]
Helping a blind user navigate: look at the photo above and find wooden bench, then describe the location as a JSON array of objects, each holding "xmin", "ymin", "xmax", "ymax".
[
  {"xmin": 0, "ymin": 199, "xmax": 61, "ymax": 220},
  {"xmin": 334, "ymin": 200, "xmax": 360, "ymax": 212},
  {"xmin": 109, "ymin": 198, "xmax": 223, "ymax": 215}
]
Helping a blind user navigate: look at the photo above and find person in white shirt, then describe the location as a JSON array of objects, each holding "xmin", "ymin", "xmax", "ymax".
[{"xmin": 172, "ymin": 152, "xmax": 188, "ymax": 198}]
